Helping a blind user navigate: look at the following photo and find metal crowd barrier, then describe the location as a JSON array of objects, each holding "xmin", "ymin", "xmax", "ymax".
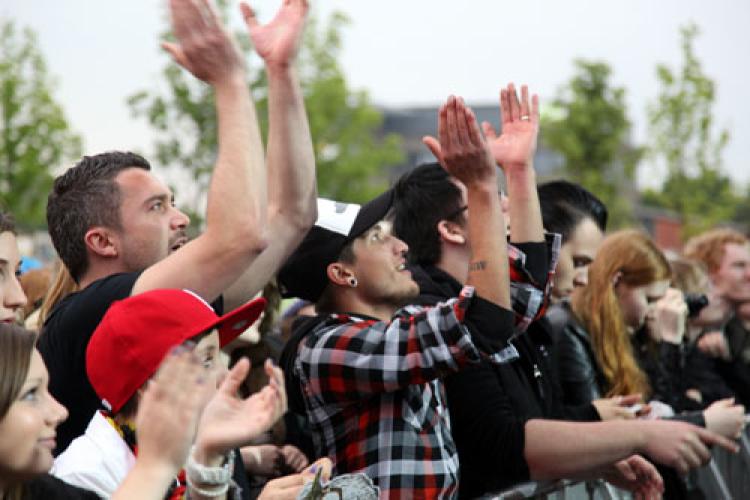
[{"xmin": 480, "ymin": 425, "xmax": 750, "ymax": 499}]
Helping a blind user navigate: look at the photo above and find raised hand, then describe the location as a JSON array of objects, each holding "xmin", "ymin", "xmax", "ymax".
[
  {"xmin": 424, "ymin": 95, "xmax": 496, "ymax": 189},
  {"xmin": 162, "ymin": 0, "xmax": 244, "ymax": 84},
  {"xmin": 135, "ymin": 347, "xmax": 212, "ymax": 476},
  {"xmin": 194, "ymin": 358, "xmax": 287, "ymax": 463},
  {"xmin": 481, "ymin": 83, "xmax": 540, "ymax": 172},
  {"xmin": 240, "ymin": 0, "xmax": 308, "ymax": 69},
  {"xmin": 646, "ymin": 288, "xmax": 688, "ymax": 344}
]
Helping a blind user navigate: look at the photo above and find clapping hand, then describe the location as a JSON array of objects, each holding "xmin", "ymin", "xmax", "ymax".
[
  {"xmin": 241, "ymin": 0, "xmax": 308, "ymax": 69},
  {"xmin": 163, "ymin": 0, "xmax": 244, "ymax": 84},
  {"xmin": 423, "ymin": 95, "xmax": 496, "ymax": 189},
  {"xmin": 135, "ymin": 346, "xmax": 213, "ymax": 475},
  {"xmin": 194, "ymin": 358, "xmax": 287, "ymax": 464},
  {"xmin": 482, "ymin": 83, "xmax": 539, "ymax": 172}
]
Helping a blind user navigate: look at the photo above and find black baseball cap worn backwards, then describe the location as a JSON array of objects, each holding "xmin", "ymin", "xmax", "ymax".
[{"xmin": 278, "ymin": 190, "xmax": 394, "ymax": 302}]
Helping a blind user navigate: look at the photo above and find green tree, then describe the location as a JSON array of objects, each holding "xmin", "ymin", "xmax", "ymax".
[
  {"xmin": 541, "ymin": 60, "xmax": 642, "ymax": 228},
  {"xmin": 0, "ymin": 20, "xmax": 82, "ymax": 228},
  {"xmin": 642, "ymin": 23, "xmax": 736, "ymax": 237},
  {"xmin": 128, "ymin": 8, "xmax": 402, "ymax": 220}
]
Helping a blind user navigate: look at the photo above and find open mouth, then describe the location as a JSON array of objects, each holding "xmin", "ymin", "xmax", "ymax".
[{"xmin": 170, "ymin": 237, "xmax": 188, "ymax": 252}]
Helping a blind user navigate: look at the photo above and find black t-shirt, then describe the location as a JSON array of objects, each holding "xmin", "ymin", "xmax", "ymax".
[
  {"xmin": 38, "ymin": 272, "xmax": 140, "ymax": 455},
  {"xmin": 22, "ymin": 474, "xmax": 100, "ymax": 500}
]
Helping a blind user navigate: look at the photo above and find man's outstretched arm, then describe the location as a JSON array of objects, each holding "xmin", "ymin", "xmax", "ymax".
[
  {"xmin": 434, "ymin": 95, "xmax": 510, "ymax": 309},
  {"xmin": 484, "ymin": 83, "xmax": 544, "ymax": 244},
  {"xmin": 134, "ymin": 0, "xmax": 267, "ymax": 302},
  {"xmin": 224, "ymin": 0, "xmax": 317, "ymax": 310}
]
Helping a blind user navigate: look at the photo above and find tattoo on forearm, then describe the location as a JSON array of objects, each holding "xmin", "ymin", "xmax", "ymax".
[{"xmin": 469, "ymin": 261, "xmax": 487, "ymax": 271}]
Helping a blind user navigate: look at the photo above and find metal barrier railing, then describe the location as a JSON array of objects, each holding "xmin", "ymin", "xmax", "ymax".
[{"xmin": 481, "ymin": 426, "xmax": 750, "ymax": 499}]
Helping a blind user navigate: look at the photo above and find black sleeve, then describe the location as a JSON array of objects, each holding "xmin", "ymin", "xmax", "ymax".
[
  {"xmin": 683, "ymin": 347, "xmax": 735, "ymax": 406},
  {"xmin": 714, "ymin": 357, "xmax": 750, "ymax": 407},
  {"xmin": 639, "ymin": 339, "xmax": 701, "ymax": 413},
  {"xmin": 555, "ymin": 327, "xmax": 603, "ymax": 406},
  {"xmin": 444, "ymin": 362, "xmax": 530, "ymax": 497},
  {"xmin": 463, "ymin": 295, "xmax": 516, "ymax": 355},
  {"xmin": 562, "ymin": 403, "xmax": 602, "ymax": 422},
  {"xmin": 231, "ymin": 448, "xmax": 252, "ymax": 500},
  {"xmin": 513, "ymin": 241, "xmax": 549, "ymax": 286},
  {"xmin": 667, "ymin": 411, "xmax": 706, "ymax": 428}
]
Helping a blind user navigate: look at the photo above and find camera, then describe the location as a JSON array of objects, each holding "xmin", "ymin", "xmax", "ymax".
[{"xmin": 684, "ymin": 293, "xmax": 709, "ymax": 318}]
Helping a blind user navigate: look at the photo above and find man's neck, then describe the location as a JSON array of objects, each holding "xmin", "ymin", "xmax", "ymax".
[
  {"xmin": 333, "ymin": 293, "xmax": 397, "ymax": 323},
  {"xmin": 435, "ymin": 251, "xmax": 468, "ymax": 286},
  {"xmin": 78, "ymin": 261, "xmax": 132, "ymax": 289}
]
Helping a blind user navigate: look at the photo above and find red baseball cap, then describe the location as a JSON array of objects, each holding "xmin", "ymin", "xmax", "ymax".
[{"xmin": 86, "ymin": 289, "xmax": 266, "ymax": 413}]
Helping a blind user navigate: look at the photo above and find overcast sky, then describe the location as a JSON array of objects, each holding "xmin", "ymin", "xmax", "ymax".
[{"xmin": 3, "ymin": 0, "xmax": 749, "ymax": 187}]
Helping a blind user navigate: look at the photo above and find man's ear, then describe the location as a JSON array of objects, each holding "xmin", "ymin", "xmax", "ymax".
[
  {"xmin": 437, "ymin": 220, "xmax": 466, "ymax": 245},
  {"xmin": 84, "ymin": 227, "xmax": 118, "ymax": 258},
  {"xmin": 326, "ymin": 262, "xmax": 355, "ymax": 287}
]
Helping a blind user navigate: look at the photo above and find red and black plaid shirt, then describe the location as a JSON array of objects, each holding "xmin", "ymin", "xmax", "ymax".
[{"xmin": 295, "ymin": 287, "xmax": 518, "ymax": 499}]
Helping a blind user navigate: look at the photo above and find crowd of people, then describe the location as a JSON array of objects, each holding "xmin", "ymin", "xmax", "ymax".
[{"xmin": 1, "ymin": 0, "xmax": 749, "ymax": 499}]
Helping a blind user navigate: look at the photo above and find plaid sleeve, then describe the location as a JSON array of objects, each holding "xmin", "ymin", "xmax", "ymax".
[
  {"xmin": 298, "ymin": 287, "xmax": 488, "ymax": 404},
  {"xmin": 508, "ymin": 232, "xmax": 561, "ymax": 332}
]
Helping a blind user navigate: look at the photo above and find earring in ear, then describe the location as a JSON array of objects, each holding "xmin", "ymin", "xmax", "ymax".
[{"xmin": 348, "ymin": 277, "xmax": 358, "ymax": 288}]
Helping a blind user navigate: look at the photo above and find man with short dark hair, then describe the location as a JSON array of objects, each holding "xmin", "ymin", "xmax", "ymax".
[
  {"xmin": 40, "ymin": 0, "xmax": 316, "ymax": 454},
  {"xmin": 278, "ymin": 95, "xmax": 517, "ymax": 497}
]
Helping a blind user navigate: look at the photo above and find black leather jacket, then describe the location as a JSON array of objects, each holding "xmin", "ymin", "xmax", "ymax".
[
  {"xmin": 550, "ymin": 303, "xmax": 607, "ymax": 405},
  {"xmin": 552, "ymin": 304, "xmax": 705, "ymax": 426}
]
